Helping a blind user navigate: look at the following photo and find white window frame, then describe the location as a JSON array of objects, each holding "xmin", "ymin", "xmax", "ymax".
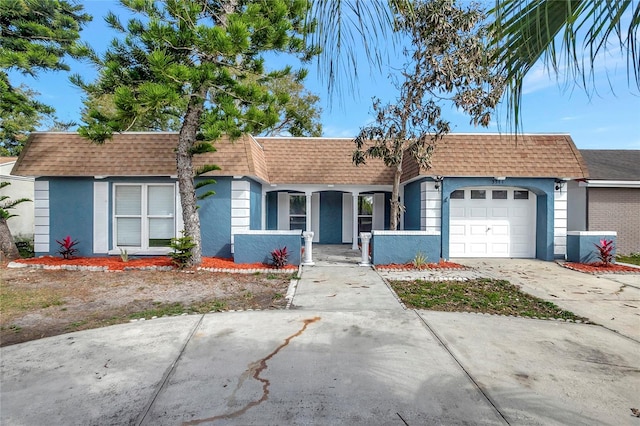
[
  {"xmin": 358, "ymin": 194, "xmax": 373, "ymax": 234},
  {"xmin": 111, "ymin": 183, "xmax": 176, "ymax": 255}
]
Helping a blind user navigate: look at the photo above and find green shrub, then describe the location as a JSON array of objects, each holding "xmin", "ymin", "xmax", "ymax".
[
  {"xmin": 412, "ymin": 251, "xmax": 428, "ymax": 269},
  {"xmin": 169, "ymin": 231, "xmax": 196, "ymax": 268},
  {"xmin": 14, "ymin": 236, "xmax": 34, "ymax": 258}
]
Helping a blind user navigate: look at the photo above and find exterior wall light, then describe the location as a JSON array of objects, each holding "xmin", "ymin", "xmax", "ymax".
[{"xmin": 432, "ymin": 175, "xmax": 444, "ymax": 190}]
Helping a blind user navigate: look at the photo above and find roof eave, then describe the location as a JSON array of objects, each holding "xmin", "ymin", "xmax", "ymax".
[{"xmin": 582, "ymin": 180, "xmax": 640, "ymax": 188}]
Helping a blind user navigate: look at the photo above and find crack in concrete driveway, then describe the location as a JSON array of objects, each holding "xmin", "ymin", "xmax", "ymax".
[{"xmin": 182, "ymin": 317, "xmax": 321, "ymax": 425}]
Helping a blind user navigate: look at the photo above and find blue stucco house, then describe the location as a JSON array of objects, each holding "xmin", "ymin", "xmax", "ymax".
[{"xmin": 11, "ymin": 132, "xmax": 588, "ymax": 261}]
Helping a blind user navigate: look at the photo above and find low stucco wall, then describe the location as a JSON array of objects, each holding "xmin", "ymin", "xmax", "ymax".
[
  {"xmin": 566, "ymin": 231, "xmax": 617, "ymax": 264},
  {"xmin": 371, "ymin": 231, "xmax": 441, "ymax": 265},
  {"xmin": 233, "ymin": 230, "xmax": 302, "ymax": 265}
]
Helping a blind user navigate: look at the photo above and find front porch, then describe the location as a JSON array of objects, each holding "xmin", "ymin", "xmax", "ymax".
[{"xmin": 263, "ymin": 186, "xmax": 392, "ymax": 249}]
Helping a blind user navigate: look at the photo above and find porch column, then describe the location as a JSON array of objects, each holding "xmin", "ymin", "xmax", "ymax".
[
  {"xmin": 305, "ymin": 191, "xmax": 313, "ymax": 232},
  {"xmin": 359, "ymin": 232, "xmax": 372, "ymax": 266},
  {"xmin": 302, "ymin": 231, "xmax": 315, "ymax": 265},
  {"xmin": 352, "ymin": 192, "xmax": 359, "ymax": 250}
]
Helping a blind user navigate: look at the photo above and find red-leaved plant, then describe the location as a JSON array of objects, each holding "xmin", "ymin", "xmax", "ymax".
[
  {"xmin": 594, "ymin": 239, "xmax": 615, "ymax": 267},
  {"xmin": 56, "ymin": 235, "xmax": 79, "ymax": 259},
  {"xmin": 271, "ymin": 246, "xmax": 288, "ymax": 269}
]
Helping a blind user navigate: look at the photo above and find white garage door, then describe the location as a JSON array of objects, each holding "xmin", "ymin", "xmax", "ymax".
[{"xmin": 450, "ymin": 187, "xmax": 536, "ymax": 258}]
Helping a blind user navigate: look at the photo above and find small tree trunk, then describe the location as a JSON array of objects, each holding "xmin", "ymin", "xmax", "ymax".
[
  {"xmin": 177, "ymin": 90, "xmax": 207, "ymax": 266},
  {"xmin": 390, "ymin": 166, "xmax": 402, "ymax": 231},
  {"xmin": 0, "ymin": 218, "xmax": 20, "ymax": 260}
]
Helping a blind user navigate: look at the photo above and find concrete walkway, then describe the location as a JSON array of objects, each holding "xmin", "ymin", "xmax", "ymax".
[
  {"xmin": 292, "ymin": 245, "xmax": 403, "ymax": 311},
  {"xmin": 1, "ymin": 251, "xmax": 639, "ymax": 425}
]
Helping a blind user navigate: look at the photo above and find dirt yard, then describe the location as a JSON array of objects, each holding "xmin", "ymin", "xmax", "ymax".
[{"xmin": 0, "ymin": 265, "xmax": 293, "ymax": 347}]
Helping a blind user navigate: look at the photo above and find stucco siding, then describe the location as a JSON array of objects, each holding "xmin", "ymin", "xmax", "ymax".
[
  {"xmin": 403, "ymin": 179, "xmax": 423, "ymax": 230},
  {"xmin": 198, "ymin": 177, "xmax": 232, "ymax": 257},
  {"xmin": 249, "ymin": 179, "xmax": 262, "ymax": 230},
  {"xmin": 588, "ymin": 188, "xmax": 640, "ymax": 254},
  {"xmin": 48, "ymin": 178, "xmax": 94, "ymax": 257}
]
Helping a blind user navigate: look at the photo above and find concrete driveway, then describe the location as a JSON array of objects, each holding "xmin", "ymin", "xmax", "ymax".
[
  {"xmin": 457, "ymin": 259, "xmax": 640, "ymax": 341},
  {"xmin": 1, "ymin": 256, "xmax": 639, "ymax": 425}
]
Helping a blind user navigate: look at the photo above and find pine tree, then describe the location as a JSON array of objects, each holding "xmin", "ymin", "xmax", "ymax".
[{"xmin": 75, "ymin": 0, "xmax": 319, "ymax": 266}]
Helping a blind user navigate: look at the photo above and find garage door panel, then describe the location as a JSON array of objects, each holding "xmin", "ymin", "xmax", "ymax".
[
  {"xmin": 450, "ymin": 225, "xmax": 466, "ymax": 235},
  {"xmin": 470, "ymin": 225, "xmax": 487, "ymax": 235},
  {"xmin": 511, "ymin": 242, "xmax": 532, "ymax": 257},
  {"xmin": 451, "ymin": 207, "xmax": 465, "ymax": 217},
  {"xmin": 470, "ymin": 243, "xmax": 488, "ymax": 254},
  {"xmin": 470, "ymin": 207, "xmax": 487, "ymax": 217},
  {"xmin": 511, "ymin": 225, "xmax": 530, "ymax": 236},
  {"xmin": 512, "ymin": 207, "xmax": 529, "ymax": 217},
  {"xmin": 491, "ymin": 243, "xmax": 509, "ymax": 255},
  {"xmin": 492, "ymin": 207, "xmax": 508, "ymax": 217},
  {"xmin": 491, "ymin": 224, "xmax": 509, "ymax": 235},
  {"xmin": 450, "ymin": 243, "xmax": 466, "ymax": 253}
]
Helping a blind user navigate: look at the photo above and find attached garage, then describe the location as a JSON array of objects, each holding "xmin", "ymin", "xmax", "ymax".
[{"xmin": 449, "ymin": 187, "xmax": 536, "ymax": 258}]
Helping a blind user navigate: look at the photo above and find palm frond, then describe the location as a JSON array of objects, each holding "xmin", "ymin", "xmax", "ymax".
[
  {"xmin": 307, "ymin": 0, "xmax": 413, "ymax": 97},
  {"xmin": 490, "ymin": 0, "xmax": 639, "ymax": 130}
]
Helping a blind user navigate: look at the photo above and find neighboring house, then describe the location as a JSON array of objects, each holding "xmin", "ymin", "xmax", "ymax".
[
  {"xmin": 568, "ymin": 150, "xmax": 640, "ymax": 255},
  {"xmin": 1, "ymin": 157, "xmax": 34, "ymax": 240},
  {"xmin": 12, "ymin": 132, "xmax": 588, "ymax": 261}
]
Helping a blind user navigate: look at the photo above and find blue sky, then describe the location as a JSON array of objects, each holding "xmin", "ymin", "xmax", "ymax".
[{"xmin": 10, "ymin": 0, "xmax": 640, "ymax": 149}]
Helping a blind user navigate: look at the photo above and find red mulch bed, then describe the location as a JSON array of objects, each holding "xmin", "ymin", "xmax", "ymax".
[
  {"xmin": 14, "ymin": 256, "xmax": 297, "ymax": 271},
  {"xmin": 376, "ymin": 261, "xmax": 465, "ymax": 270},
  {"xmin": 562, "ymin": 261, "xmax": 639, "ymax": 274}
]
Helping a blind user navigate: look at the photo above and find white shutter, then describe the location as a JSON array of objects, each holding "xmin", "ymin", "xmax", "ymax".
[
  {"xmin": 373, "ymin": 193, "xmax": 385, "ymax": 230},
  {"xmin": 175, "ymin": 182, "xmax": 183, "ymax": 234},
  {"xmin": 93, "ymin": 182, "xmax": 109, "ymax": 253},
  {"xmin": 342, "ymin": 193, "xmax": 353, "ymax": 243},
  {"xmin": 311, "ymin": 193, "xmax": 320, "ymax": 242},
  {"xmin": 277, "ymin": 192, "xmax": 289, "ymax": 230}
]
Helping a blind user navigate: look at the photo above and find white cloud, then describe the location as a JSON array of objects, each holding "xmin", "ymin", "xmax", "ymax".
[
  {"xmin": 522, "ymin": 64, "xmax": 561, "ymax": 95},
  {"xmin": 521, "ymin": 45, "xmax": 631, "ymax": 96}
]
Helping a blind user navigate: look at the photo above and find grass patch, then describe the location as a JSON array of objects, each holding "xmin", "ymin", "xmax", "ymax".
[
  {"xmin": 127, "ymin": 299, "xmax": 228, "ymax": 319},
  {"xmin": 0, "ymin": 287, "xmax": 65, "ymax": 316},
  {"xmin": 389, "ymin": 278, "xmax": 586, "ymax": 321},
  {"xmin": 66, "ymin": 320, "xmax": 87, "ymax": 330},
  {"xmin": 0, "ymin": 324, "xmax": 22, "ymax": 333},
  {"xmin": 616, "ymin": 253, "xmax": 640, "ymax": 266}
]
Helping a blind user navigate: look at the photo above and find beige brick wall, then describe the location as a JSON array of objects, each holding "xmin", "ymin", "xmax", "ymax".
[{"xmin": 588, "ymin": 188, "xmax": 640, "ymax": 254}]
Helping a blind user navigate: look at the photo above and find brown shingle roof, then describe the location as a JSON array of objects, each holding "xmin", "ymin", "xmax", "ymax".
[
  {"xmin": 0, "ymin": 157, "xmax": 17, "ymax": 165},
  {"xmin": 12, "ymin": 132, "xmax": 588, "ymax": 184},
  {"xmin": 401, "ymin": 134, "xmax": 588, "ymax": 181},
  {"xmin": 256, "ymin": 137, "xmax": 395, "ymax": 185},
  {"xmin": 12, "ymin": 132, "xmax": 269, "ymax": 182}
]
